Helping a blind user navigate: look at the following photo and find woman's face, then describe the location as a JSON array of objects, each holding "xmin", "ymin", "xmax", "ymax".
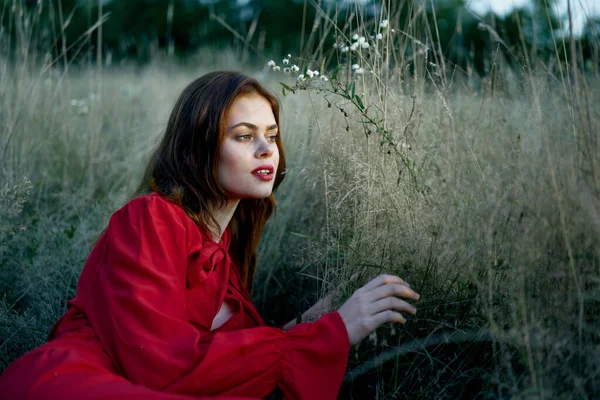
[{"xmin": 218, "ymin": 94, "xmax": 280, "ymax": 200}]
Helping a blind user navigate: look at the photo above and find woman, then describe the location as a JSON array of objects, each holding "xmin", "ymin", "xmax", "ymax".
[{"xmin": 0, "ymin": 71, "xmax": 420, "ymax": 399}]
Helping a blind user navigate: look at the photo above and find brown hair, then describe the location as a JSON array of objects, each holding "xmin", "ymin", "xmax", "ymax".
[{"xmin": 134, "ymin": 71, "xmax": 286, "ymax": 291}]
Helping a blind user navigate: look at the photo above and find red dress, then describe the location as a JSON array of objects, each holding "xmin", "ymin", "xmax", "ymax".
[{"xmin": 0, "ymin": 193, "xmax": 350, "ymax": 399}]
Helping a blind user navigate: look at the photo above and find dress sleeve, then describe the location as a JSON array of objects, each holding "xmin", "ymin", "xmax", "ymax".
[{"xmin": 78, "ymin": 196, "xmax": 349, "ymax": 399}]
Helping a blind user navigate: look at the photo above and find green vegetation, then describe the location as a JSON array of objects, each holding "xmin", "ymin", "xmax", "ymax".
[
  {"xmin": 2, "ymin": 0, "xmax": 599, "ymax": 71},
  {"xmin": 1, "ymin": 0, "xmax": 599, "ymax": 398}
]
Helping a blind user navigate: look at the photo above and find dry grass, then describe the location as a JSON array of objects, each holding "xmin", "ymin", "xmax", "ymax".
[{"xmin": 1, "ymin": 1, "xmax": 599, "ymax": 398}]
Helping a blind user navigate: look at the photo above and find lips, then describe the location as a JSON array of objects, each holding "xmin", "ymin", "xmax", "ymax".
[{"xmin": 251, "ymin": 165, "xmax": 274, "ymax": 174}]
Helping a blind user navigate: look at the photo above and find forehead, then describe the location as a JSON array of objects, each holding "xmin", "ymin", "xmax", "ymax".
[{"xmin": 226, "ymin": 94, "xmax": 276, "ymax": 126}]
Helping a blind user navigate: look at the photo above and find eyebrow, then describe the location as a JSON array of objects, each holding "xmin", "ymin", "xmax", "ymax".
[{"xmin": 227, "ymin": 122, "xmax": 279, "ymax": 132}]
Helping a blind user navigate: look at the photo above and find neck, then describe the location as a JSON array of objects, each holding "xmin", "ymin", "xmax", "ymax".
[{"xmin": 208, "ymin": 199, "xmax": 240, "ymax": 243}]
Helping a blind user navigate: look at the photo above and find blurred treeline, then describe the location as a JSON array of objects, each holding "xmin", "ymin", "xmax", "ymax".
[{"xmin": 1, "ymin": 0, "xmax": 599, "ymax": 74}]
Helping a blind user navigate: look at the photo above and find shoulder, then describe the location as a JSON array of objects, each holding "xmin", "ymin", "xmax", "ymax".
[
  {"xmin": 121, "ymin": 192, "xmax": 184, "ymax": 212},
  {"xmin": 110, "ymin": 192, "xmax": 195, "ymax": 233}
]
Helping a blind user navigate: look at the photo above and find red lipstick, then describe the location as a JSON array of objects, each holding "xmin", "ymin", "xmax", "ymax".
[{"xmin": 251, "ymin": 165, "xmax": 275, "ymax": 181}]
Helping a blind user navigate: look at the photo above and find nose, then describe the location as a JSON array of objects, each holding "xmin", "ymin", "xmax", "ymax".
[{"xmin": 255, "ymin": 136, "xmax": 275, "ymax": 159}]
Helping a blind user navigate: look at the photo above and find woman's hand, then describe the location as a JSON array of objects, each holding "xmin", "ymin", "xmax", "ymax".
[
  {"xmin": 337, "ymin": 274, "xmax": 420, "ymax": 345},
  {"xmin": 282, "ymin": 294, "xmax": 334, "ymax": 331},
  {"xmin": 302, "ymin": 293, "xmax": 334, "ymax": 321}
]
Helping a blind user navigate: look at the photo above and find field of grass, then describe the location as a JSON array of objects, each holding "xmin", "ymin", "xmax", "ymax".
[{"xmin": 1, "ymin": 1, "xmax": 599, "ymax": 398}]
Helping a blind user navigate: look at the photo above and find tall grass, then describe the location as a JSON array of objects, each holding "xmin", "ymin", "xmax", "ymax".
[{"xmin": 1, "ymin": 0, "xmax": 599, "ymax": 398}]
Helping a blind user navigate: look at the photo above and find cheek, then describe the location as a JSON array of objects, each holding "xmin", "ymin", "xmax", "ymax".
[
  {"xmin": 219, "ymin": 147, "xmax": 252, "ymax": 173},
  {"xmin": 274, "ymin": 147, "xmax": 281, "ymax": 167}
]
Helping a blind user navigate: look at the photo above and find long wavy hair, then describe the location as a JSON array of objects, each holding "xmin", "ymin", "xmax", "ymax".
[{"xmin": 134, "ymin": 71, "xmax": 286, "ymax": 291}]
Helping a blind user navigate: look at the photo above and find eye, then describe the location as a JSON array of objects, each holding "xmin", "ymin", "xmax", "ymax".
[
  {"xmin": 268, "ymin": 134, "xmax": 279, "ymax": 142},
  {"xmin": 236, "ymin": 134, "xmax": 252, "ymax": 141}
]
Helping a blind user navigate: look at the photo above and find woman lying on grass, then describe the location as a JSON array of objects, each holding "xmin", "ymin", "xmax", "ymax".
[{"xmin": 0, "ymin": 71, "xmax": 420, "ymax": 400}]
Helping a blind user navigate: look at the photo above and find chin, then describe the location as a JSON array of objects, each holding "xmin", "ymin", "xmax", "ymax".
[
  {"xmin": 227, "ymin": 189, "xmax": 273, "ymax": 200},
  {"xmin": 247, "ymin": 191, "xmax": 273, "ymax": 199},
  {"xmin": 224, "ymin": 181, "xmax": 275, "ymax": 200}
]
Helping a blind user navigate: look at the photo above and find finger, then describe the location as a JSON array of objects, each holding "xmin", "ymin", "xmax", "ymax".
[
  {"xmin": 322, "ymin": 294, "xmax": 333, "ymax": 309},
  {"xmin": 308, "ymin": 294, "xmax": 333, "ymax": 314},
  {"xmin": 370, "ymin": 310, "xmax": 406, "ymax": 327},
  {"xmin": 368, "ymin": 296, "xmax": 417, "ymax": 316},
  {"xmin": 306, "ymin": 294, "xmax": 332, "ymax": 314},
  {"xmin": 361, "ymin": 274, "xmax": 410, "ymax": 292},
  {"xmin": 367, "ymin": 283, "xmax": 420, "ymax": 302}
]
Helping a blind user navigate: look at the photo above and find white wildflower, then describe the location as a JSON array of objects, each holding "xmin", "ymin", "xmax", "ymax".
[
  {"xmin": 352, "ymin": 33, "xmax": 359, "ymax": 40},
  {"xmin": 350, "ymin": 43, "xmax": 358, "ymax": 51},
  {"xmin": 341, "ymin": 46, "xmax": 349, "ymax": 53},
  {"xmin": 273, "ymin": 66, "xmax": 281, "ymax": 72},
  {"xmin": 282, "ymin": 58, "xmax": 289, "ymax": 65},
  {"xmin": 369, "ymin": 331, "xmax": 378, "ymax": 346},
  {"xmin": 306, "ymin": 69, "xmax": 314, "ymax": 78},
  {"xmin": 313, "ymin": 70, "xmax": 319, "ymax": 76},
  {"xmin": 358, "ymin": 36, "xmax": 366, "ymax": 44},
  {"xmin": 361, "ymin": 42, "xmax": 370, "ymax": 49},
  {"xmin": 287, "ymin": 54, "xmax": 291, "ymax": 59},
  {"xmin": 291, "ymin": 65, "xmax": 300, "ymax": 73},
  {"xmin": 267, "ymin": 60, "xmax": 276, "ymax": 68},
  {"xmin": 283, "ymin": 67, "xmax": 291, "ymax": 75},
  {"xmin": 380, "ymin": 19, "xmax": 389, "ymax": 28},
  {"xmin": 351, "ymin": 64, "xmax": 360, "ymax": 70},
  {"xmin": 376, "ymin": 33, "xmax": 383, "ymax": 40},
  {"xmin": 355, "ymin": 67, "xmax": 364, "ymax": 74},
  {"xmin": 297, "ymin": 74, "xmax": 305, "ymax": 82},
  {"xmin": 320, "ymin": 75, "xmax": 328, "ymax": 82}
]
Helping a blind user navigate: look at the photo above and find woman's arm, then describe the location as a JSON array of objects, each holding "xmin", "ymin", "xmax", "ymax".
[
  {"xmin": 282, "ymin": 294, "xmax": 334, "ymax": 331},
  {"xmin": 78, "ymin": 196, "xmax": 349, "ymax": 400}
]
